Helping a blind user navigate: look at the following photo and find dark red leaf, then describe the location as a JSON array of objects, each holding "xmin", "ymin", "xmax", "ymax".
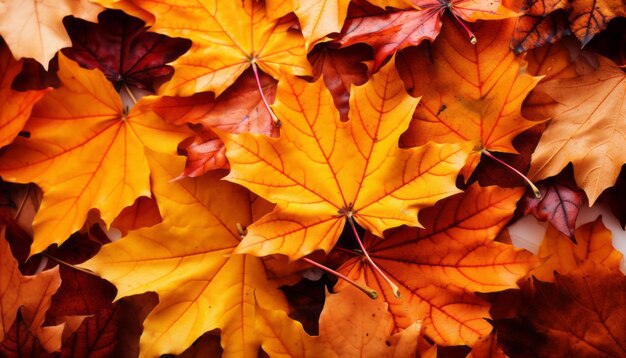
[
  {"xmin": 511, "ymin": 11, "xmax": 571, "ymax": 55},
  {"xmin": 600, "ymin": 165, "xmax": 626, "ymax": 229},
  {"xmin": 62, "ymin": 9, "xmax": 191, "ymax": 92},
  {"xmin": 0, "ymin": 310, "xmax": 50, "ymax": 357},
  {"xmin": 519, "ymin": 167, "xmax": 584, "ymax": 240}
]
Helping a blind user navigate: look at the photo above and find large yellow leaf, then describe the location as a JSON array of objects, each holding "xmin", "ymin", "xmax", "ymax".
[
  {"xmin": 82, "ymin": 151, "xmax": 289, "ymax": 357},
  {"xmin": 0, "ymin": 40, "xmax": 46, "ymax": 147},
  {"xmin": 0, "ymin": 0, "xmax": 102, "ymax": 68},
  {"xmin": 0, "ymin": 54, "xmax": 189, "ymax": 255},
  {"xmin": 220, "ymin": 58, "xmax": 473, "ymax": 260},
  {"xmin": 133, "ymin": 0, "xmax": 311, "ymax": 96},
  {"xmin": 336, "ymin": 184, "xmax": 534, "ymax": 346},
  {"xmin": 397, "ymin": 18, "xmax": 542, "ymax": 175}
]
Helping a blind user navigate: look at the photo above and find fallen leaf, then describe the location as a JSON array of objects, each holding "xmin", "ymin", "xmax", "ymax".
[
  {"xmin": 515, "ymin": 0, "xmax": 626, "ymax": 49},
  {"xmin": 466, "ymin": 331, "xmax": 506, "ymax": 358},
  {"xmin": 511, "ymin": 10, "xmax": 572, "ymax": 54},
  {"xmin": 151, "ymin": 69, "xmax": 278, "ymax": 176},
  {"xmin": 62, "ymin": 9, "xmax": 191, "ymax": 92},
  {"xmin": 397, "ymin": 18, "xmax": 542, "ymax": 177},
  {"xmin": 0, "ymin": 230, "xmax": 63, "ymax": 352},
  {"xmin": 0, "ymin": 40, "xmax": 46, "ymax": 148},
  {"xmin": 134, "ymin": 0, "xmax": 311, "ymax": 96},
  {"xmin": 527, "ymin": 53, "xmax": 626, "ymax": 204},
  {"xmin": 531, "ymin": 217, "xmax": 623, "ymax": 281},
  {"xmin": 519, "ymin": 167, "xmax": 584, "ymax": 239},
  {"xmin": 0, "ymin": 0, "xmax": 102, "ymax": 68},
  {"xmin": 110, "ymin": 196, "xmax": 162, "ymax": 236},
  {"xmin": 0, "ymin": 54, "xmax": 190, "ymax": 255},
  {"xmin": 336, "ymin": 184, "xmax": 533, "ymax": 345},
  {"xmin": 292, "ymin": 0, "xmax": 350, "ymax": 49},
  {"xmin": 89, "ymin": 0, "xmax": 155, "ymax": 24},
  {"xmin": 600, "ymin": 165, "xmax": 626, "ymax": 229},
  {"xmin": 0, "ymin": 310, "xmax": 48, "ymax": 357},
  {"xmin": 82, "ymin": 151, "xmax": 290, "ymax": 356},
  {"xmin": 337, "ymin": 0, "xmax": 512, "ymax": 70},
  {"xmin": 309, "ymin": 45, "xmax": 371, "ymax": 121},
  {"xmin": 221, "ymin": 58, "xmax": 472, "ymax": 260},
  {"xmin": 526, "ymin": 266, "xmax": 626, "ymax": 357},
  {"xmin": 256, "ymin": 286, "xmax": 422, "ymax": 357}
]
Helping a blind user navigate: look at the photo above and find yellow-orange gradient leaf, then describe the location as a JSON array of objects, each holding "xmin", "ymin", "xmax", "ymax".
[
  {"xmin": 531, "ymin": 217, "xmax": 623, "ymax": 281},
  {"xmin": 221, "ymin": 58, "xmax": 473, "ymax": 260},
  {"xmin": 0, "ymin": 230, "xmax": 63, "ymax": 352},
  {"xmin": 0, "ymin": 40, "xmax": 46, "ymax": 148},
  {"xmin": 293, "ymin": 0, "xmax": 351, "ymax": 49},
  {"xmin": 82, "ymin": 151, "xmax": 289, "ymax": 357},
  {"xmin": 0, "ymin": 0, "xmax": 102, "ymax": 68},
  {"xmin": 0, "ymin": 54, "xmax": 190, "ymax": 255},
  {"xmin": 256, "ymin": 286, "xmax": 421, "ymax": 357},
  {"xmin": 134, "ymin": 0, "xmax": 311, "ymax": 96},
  {"xmin": 528, "ymin": 54, "xmax": 626, "ymax": 204},
  {"xmin": 397, "ymin": 18, "xmax": 542, "ymax": 176},
  {"xmin": 336, "ymin": 184, "xmax": 534, "ymax": 345}
]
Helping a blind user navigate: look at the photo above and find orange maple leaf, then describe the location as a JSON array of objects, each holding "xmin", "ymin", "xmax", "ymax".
[
  {"xmin": 220, "ymin": 58, "xmax": 473, "ymax": 260},
  {"xmin": 531, "ymin": 218, "xmax": 624, "ymax": 281},
  {"xmin": 397, "ymin": 18, "xmax": 542, "ymax": 178},
  {"xmin": 527, "ymin": 53, "xmax": 626, "ymax": 204},
  {"xmin": 0, "ymin": 0, "xmax": 102, "ymax": 68},
  {"xmin": 131, "ymin": 0, "xmax": 312, "ymax": 96},
  {"xmin": 0, "ymin": 230, "xmax": 63, "ymax": 352},
  {"xmin": 336, "ymin": 184, "xmax": 534, "ymax": 345},
  {"xmin": 82, "ymin": 151, "xmax": 290, "ymax": 357},
  {"xmin": 257, "ymin": 286, "xmax": 422, "ymax": 357},
  {"xmin": 0, "ymin": 41, "xmax": 46, "ymax": 148},
  {"xmin": 0, "ymin": 54, "xmax": 190, "ymax": 255}
]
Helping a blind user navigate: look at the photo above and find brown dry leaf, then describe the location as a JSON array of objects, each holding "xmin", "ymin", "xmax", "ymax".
[
  {"xmin": 526, "ymin": 266, "xmax": 626, "ymax": 357},
  {"xmin": 528, "ymin": 53, "xmax": 626, "ymax": 204},
  {"xmin": 0, "ymin": 230, "xmax": 63, "ymax": 352},
  {"xmin": 531, "ymin": 217, "xmax": 623, "ymax": 281}
]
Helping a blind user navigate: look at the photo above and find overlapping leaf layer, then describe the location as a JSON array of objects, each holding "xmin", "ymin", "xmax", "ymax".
[{"xmin": 0, "ymin": 0, "xmax": 624, "ymax": 356}]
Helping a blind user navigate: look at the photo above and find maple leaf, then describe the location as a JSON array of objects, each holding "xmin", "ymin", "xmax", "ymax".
[
  {"xmin": 110, "ymin": 196, "xmax": 162, "ymax": 236},
  {"xmin": 131, "ymin": 0, "xmax": 311, "ymax": 96},
  {"xmin": 220, "ymin": 58, "xmax": 473, "ymax": 260},
  {"xmin": 515, "ymin": 0, "xmax": 626, "ymax": 50},
  {"xmin": 0, "ymin": 54, "xmax": 190, "ymax": 255},
  {"xmin": 0, "ymin": 230, "xmax": 63, "ymax": 352},
  {"xmin": 511, "ymin": 10, "xmax": 572, "ymax": 54},
  {"xmin": 90, "ymin": 0, "xmax": 155, "ymax": 24},
  {"xmin": 525, "ymin": 266, "xmax": 626, "ymax": 357},
  {"xmin": 0, "ymin": 0, "xmax": 102, "ymax": 68},
  {"xmin": 397, "ymin": 18, "xmax": 542, "ymax": 177},
  {"xmin": 531, "ymin": 217, "xmax": 623, "ymax": 281},
  {"xmin": 151, "ymin": 69, "xmax": 278, "ymax": 177},
  {"xmin": 256, "ymin": 286, "xmax": 422, "ymax": 357},
  {"xmin": 0, "ymin": 310, "xmax": 48, "ymax": 356},
  {"xmin": 62, "ymin": 9, "xmax": 191, "ymax": 92},
  {"xmin": 335, "ymin": 184, "xmax": 534, "ymax": 345},
  {"xmin": 337, "ymin": 0, "xmax": 514, "ymax": 70},
  {"xmin": 309, "ymin": 45, "xmax": 370, "ymax": 121},
  {"xmin": 82, "ymin": 151, "xmax": 291, "ymax": 357},
  {"xmin": 293, "ymin": 0, "xmax": 351, "ymax": 49},
  {"xmin": 0, "ymin": 40, "xmax": 46, "ymax": 148},
  {"xmin": 519, "ymin": 168, "xmax": 584, "ymax": 239},
  {"xmin": 527, "ymin": 53, "xmax": 626, "ymax": 204}
]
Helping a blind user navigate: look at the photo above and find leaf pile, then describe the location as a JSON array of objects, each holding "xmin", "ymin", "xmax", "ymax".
[{"xmin": 0, "ymin": 0, "xmax": 625, "ymax": 356}]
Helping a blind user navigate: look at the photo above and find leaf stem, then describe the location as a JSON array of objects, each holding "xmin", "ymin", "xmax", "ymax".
[
  {"xmin": 123, "ymin": 83, "xmax": 138, "ymax": 105},
  {"xmin": 481, "ymin": 148, "xmax": 541, "ymax": 198},
  {"xmin": 450, "ymin": 12, "xmax": 477, "ymax": 45},
  {"xmin": 42, "ymin": 253, "xmax": 101, "ymax": 276},
  {"xmin": 347, "ymin": 217, "xmax": 401, "ymax": 298},
  {"xmin": 13, "ymin": 184, "xmax": 32, "ymax": 221},
  {"xmin": 250, "ymin": 61, "xmax": 278, "ymax": 124},
  {"xmin": 302, "ymin": 257, "xmax": 378, "ymax": 299}
]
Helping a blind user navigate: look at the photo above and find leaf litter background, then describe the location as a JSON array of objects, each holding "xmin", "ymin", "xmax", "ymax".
[{"xmin": 0, "ymin": 0, "xmax": 625, "ymax": 357}]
